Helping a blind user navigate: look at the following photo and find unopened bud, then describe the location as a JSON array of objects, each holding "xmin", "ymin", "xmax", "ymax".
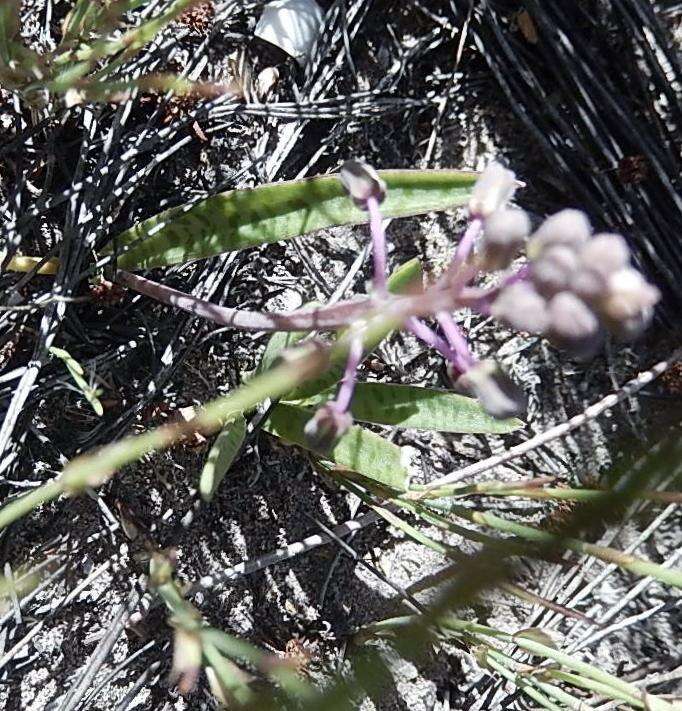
[
  {"xmin": 339, "ymin": 160, "xmax": 387, "ymax": 210},
  {"xmin": 547, "ymin": 291, "xmax": 601, "ymax": 357},
  {"xmin": 468, "ymin": 162, "xmax": 518, "ymax": 218},
  {"xmin": 491, "ymin": 281, "xmax": 549, "ymax": 333},
  {"xmin": 531, "ymin": 244, "xmax": 580, "ymax": 297},
  {"xmin": 599, "ymin": 268, "xmax": 660, "ymax": 339},
  {"xmin": 478, "ymin": 208, "xmax": 530, "ymax": 271},
  {"xmin": 579, "ymin": 233, "xmax": 631, "ymax": 276},
  {"xmin": 528, "ymin": 209, "xmax": 591, "ymax": 257},
  {"xmin": 571, "ymin": 234, "xmax": 631, "ymax": 303},
  {"xmin": 303, "ymin": 404, "xmax": 352, "ymax": 452},
  {"xmin": 456, "ymin": 360, "xmax": 526, "ymax": 419}
]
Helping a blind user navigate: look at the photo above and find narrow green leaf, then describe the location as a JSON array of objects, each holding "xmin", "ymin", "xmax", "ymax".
[
  {"xmin": 0, "ymin": 0, "xmax": 20, "ymax": 65},
  {"xmin": 111, "ymin": 170, "xmax": 477, "ymax": 269},
  {"xmin": 302, "ymin": 382, "xmax": 522, "ymax": 434},
  {"xmin": 203, "ymin": 643, "xmax": 254, "ymax": 707},
  {"xmin": 512, "ymin": 628, "xmax": 558, "ymax": 651},
  {"xmin": 257, "ymin": 331, "xmax": 307, "ymax": 375},
  {"xmin": 60, "ymin": 0, "xmax": 102, "ymax": 45},
  {"xmin": 49, "ymin": 346, "xmax": 84, "ymax": 375},
  {"xmin": 60, "ymin": 0, "xmax": 151, "ymax": 46},
  {"xmin": 200, "ymin": 415, "xmax": 246, "ymax": 502},
  {"xmin": 49, "ymin": 346, "xmax": 103, "ymax": 416},
  {"xmin": 264, "ymin": 404, "xmax": 409, "ymax": 491}
]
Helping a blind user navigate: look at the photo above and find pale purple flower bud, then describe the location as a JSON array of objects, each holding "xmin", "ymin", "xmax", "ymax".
[
  {"xmin": 599, "ymin": 268, "xmax": 660, "ymax": 339},
  {"xmin": 468, "ymin": 162, "xmax": 518, "ymax": 218},
  {"xmin": 456, "ymin": 360, "xmax": 526, "ymax": 419},
  {"xmin": 570, "ymin": 268, "xmax": 607, "ymax": 304},
  {"xmin": 490, "ymin": 281, "xmax": 549, "ymax": 333},
  {"xmin": 547, "ymin": 291, "xmax": 602, "ymax": 357},
  {"xmin": 579, "ymin": 233, "xmax": 631, "ymax": 276},
  {"xmin": 528, "ymin": 209, "xmax": 591, "ymax": 257},
  {"xmin": 339, "ymin": 160, "xmax": 386, "ymax": 210},
  {"xmin": 531, "ymin": 244, "xmax": 580, "ymax": 297},
  {"xmin": 303, "ymin": 403, "xmax": 352, "ymax": 452},
  {"xmin": 571, "ymin": 233, "xmax": 631, "ymax": 304},
  {"xmin": 478, "ymin": 208, "xmax": 531, "ymax": 271}
]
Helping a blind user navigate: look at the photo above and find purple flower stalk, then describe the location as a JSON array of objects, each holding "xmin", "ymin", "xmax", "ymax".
[
  {"xmin": 437, "ymin": 312, "xmax": 477, "ymax": 372},
  {"xmin": 335, "ymin": 334, "xmax": 364, "ymax": 413},
  {"xmin": 366, "ymin": 195, "xmax": 388, "ymax": 297}
]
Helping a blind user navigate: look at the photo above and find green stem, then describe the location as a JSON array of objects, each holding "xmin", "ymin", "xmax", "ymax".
[
  {"xmin": 485, "ymin": 649, "xmax": 588, "ymax": 710},
  {"xmin": 430, "ymin": 502, "xmax": 682, "ymax": 589},
  {"xmin": 484, "ymin": 654, "xmax": 564, "ymax": 711},
  {"xmin": 412, "ymin": 481, "xmax": 681, "ymax": 505},
  {"xmin": 440, "ymin": 618, "xmax": 644, "ymax": 702},
  {"xmin": 0, "ymin": 481, "xmax": 64, "ymax": 530},
  {"xmin": 0, "ymin": 309, "xmax": 404, "ymax": 531},
  {"xmin": 547, "ymin": 669, "xmax": 644, "ymax": 708}
]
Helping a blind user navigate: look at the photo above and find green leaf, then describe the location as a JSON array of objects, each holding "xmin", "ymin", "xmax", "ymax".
[
  {"xmin": 0, "ymin": 0, "xmax": 20, "ymax": 65},
  {"xmin": 282, "ymin": 258, "xmax": 422, "ymax": 402},
  {"xmin": 60, "ymin": 0, "xmax": 103, "ymax": 45},
  {"xmin": 264, "ymin": 404, "xmax": 409, "ymax": 491},
  {"xmin": 257, "ymin": 332, "xmax": 307, "ymax": 376},
  {"xmin": 200, "ymin": 415, "xmax": 247, "ymax": 502},
  {"xmin": 49, "ymin": 346, "xmax": 104, "ymax": 416},
  {"xmin": 60, "ymin": 0, "xmax": 150, "ymax": 46},
  {"xmin": 300, "ymin": 383, "xmax": 522, "ymax": 434},
  {"xmin": 111, "ymin": 170, "xmax": 477, "ymax": 269},
  {"xmin": 512, "ymin": 628, "xmax": 558, "ymax": 652}
]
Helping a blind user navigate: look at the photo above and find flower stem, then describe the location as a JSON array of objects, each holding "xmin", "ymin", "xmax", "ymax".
[
  {"xmin": 334, "ymin": 335, "xmax": 364, "ymax": 413},
  {"xmin": 436, "ymin": 312, "xmax": 476, "ymax": 369},
  {"xmin": 405, "ymin": 317, "xmax": 459, "ymax": 366},
  {"xmin": 448, "ymin": 216, "xmax": 482, "ymax": 275},
  {"xmin": 366, "ymin": 196, "xmax": 388, "ymax": 297}
]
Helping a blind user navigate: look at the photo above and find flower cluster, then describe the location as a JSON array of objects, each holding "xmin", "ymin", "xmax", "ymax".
[
  {"xmin": 488, "ymin": 202, "xmax": 660, "ymax": 357},
  {"xmin": 303, "ymin": 160, "xmax": 661, "ymax": 451}
]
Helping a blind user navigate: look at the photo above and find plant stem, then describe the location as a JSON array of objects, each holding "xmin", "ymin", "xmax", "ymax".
[
  {"xmin": 436, "ymin": 311, "xmax": 476, "ymax": 369},
  {"xmin": 546, "ymin": 669, "xmax": 644, "ymax": 708},
  {"xmin": 405, "ymin": 316, "xmax": 459, "ymax": 364},
  {"xmin": 452, "ymin": 217, "xmax": 482, "ymax": 271},
  {"xmin": 484, "ymin": 653, "xmax": 566, "ymax": 711},
  {"xmin": 366, "ymin": 196, "xmax": 388, "ymax": 296},
  {"xmin": 433, "ymin": 502, "xmax": 682, "ymax": 589},
  {"xmin": 334, "ymin": 334, "xmax": 364, "ymax": 412},
  {"xmin": 0, "ymin": 307, "xmax": 405, "ymax": 531}
]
